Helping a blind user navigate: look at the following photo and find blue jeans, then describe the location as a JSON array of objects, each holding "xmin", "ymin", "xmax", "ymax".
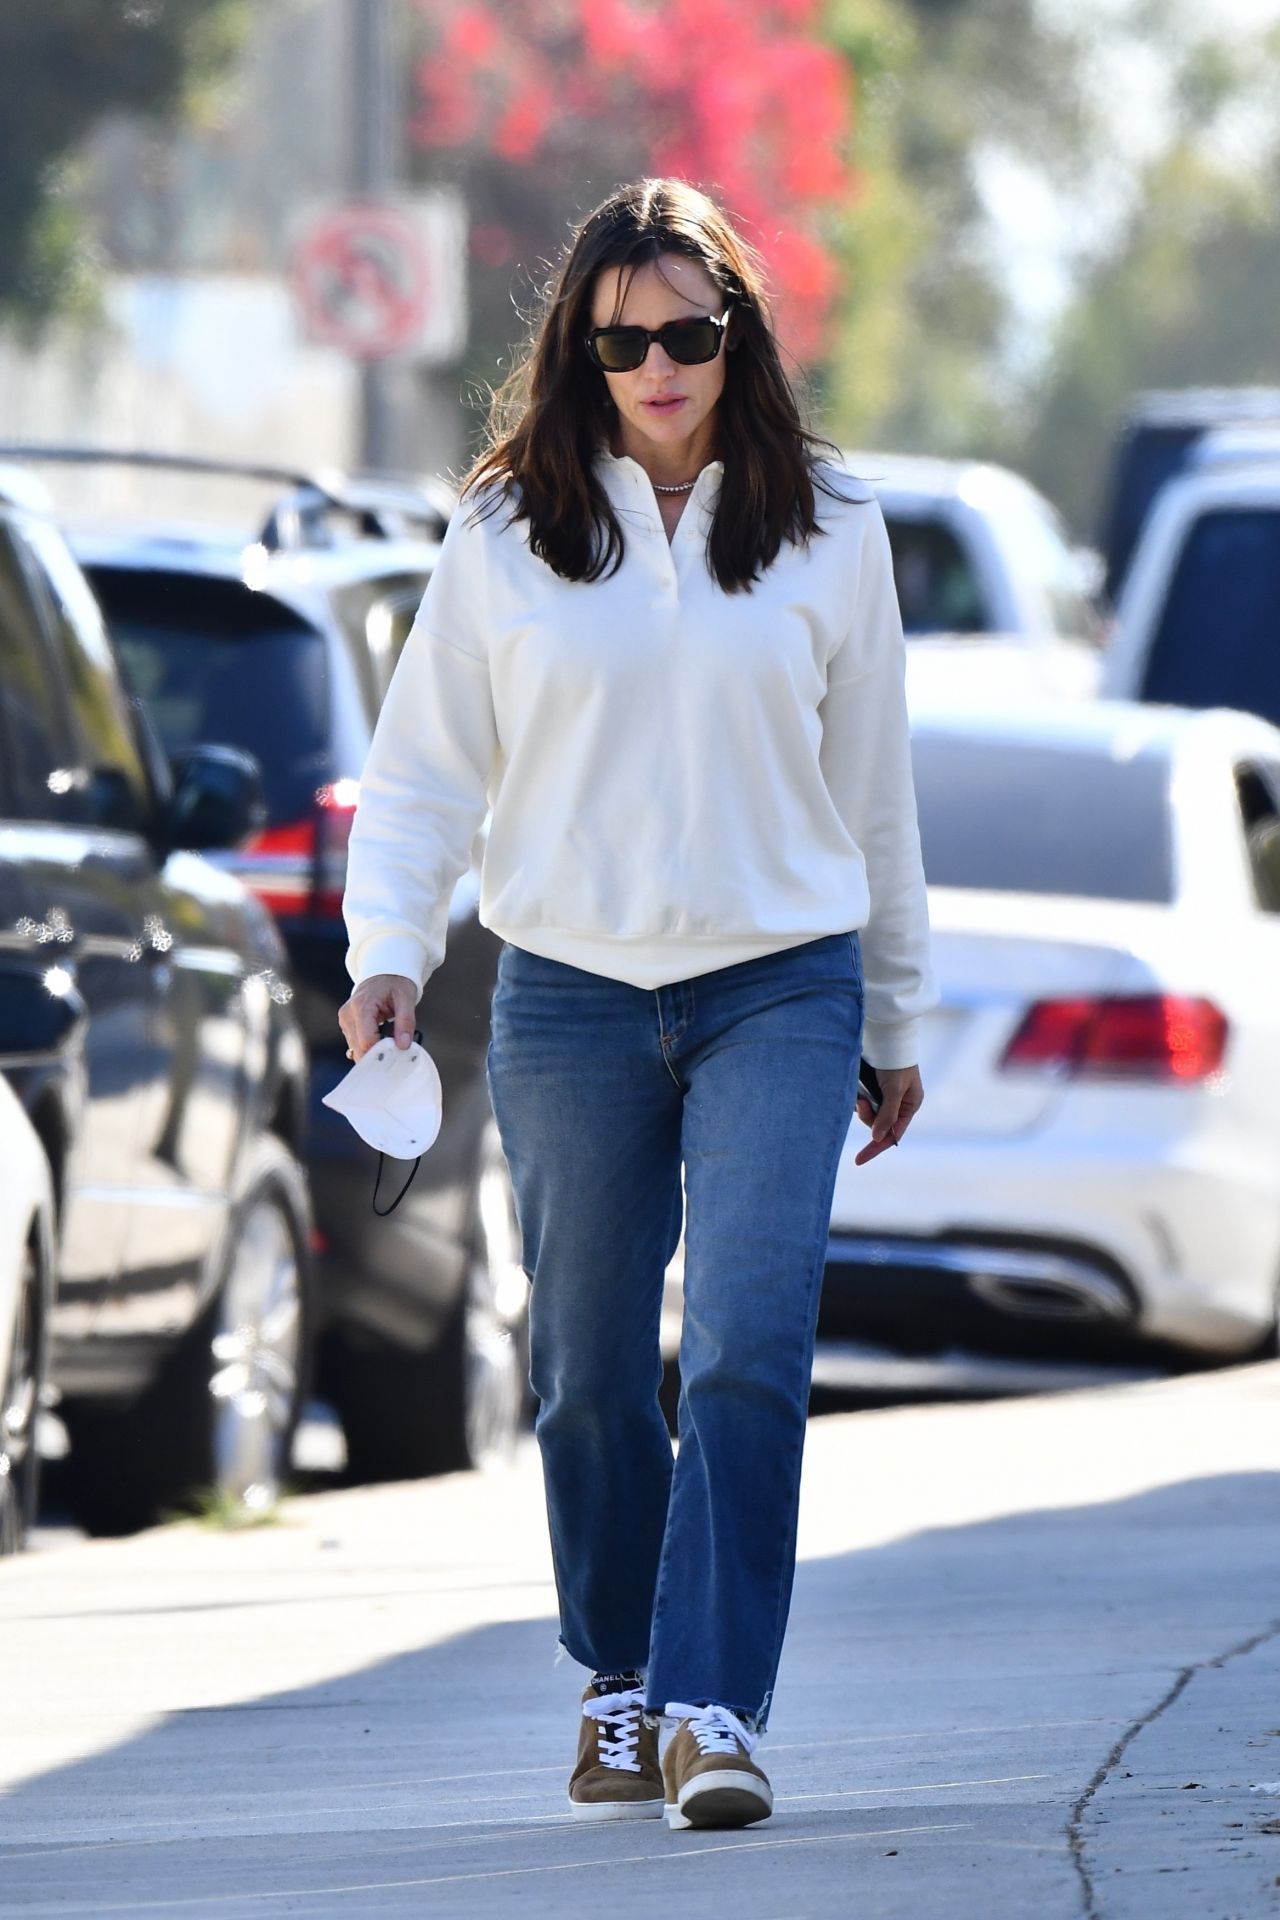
[{"xmin": 485, "ymin": 931, "xmax": 864, "ymax": 1733}]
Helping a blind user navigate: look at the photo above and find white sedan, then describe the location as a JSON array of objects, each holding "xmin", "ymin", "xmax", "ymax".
[{"xmin": 820, "ymin": 699, "xmax": 1280, "ymax": 1377}]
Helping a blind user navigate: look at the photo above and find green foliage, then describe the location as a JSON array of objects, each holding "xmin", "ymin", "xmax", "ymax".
[
  {"xmin": 170, "ymin": 1482, "xmax": 294, "ymax": 1530},
  {"xmin": 817, "ymin": 0, "xmax": 1105, "ymax": 456},
  {"xmin": 1020, "ymin": 26, "xmax": 1280, "ymax": 536},
  {"xmin": 810, "ymin": 0, "xmax": 922, "ymax": 440},
  {"xmin": 1023, "ymin": 148, "xmax": 1280, "ymax": 537},
  {"xmin": 0, "ymin": 0, "xmax": 250, "ymax": 329},
  {"xmin": 407, "ymin": 0, "xmax": 1124, "ymax": 472}
]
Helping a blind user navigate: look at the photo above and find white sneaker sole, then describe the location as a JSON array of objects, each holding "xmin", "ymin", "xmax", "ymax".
[
  {"xmin": 568, "ymin": 1796, "xmax": 664, "ymax": 1821},
  {"xmin": 665, "ymin": 1770, "xmax": 774, "ymax": 1831}
]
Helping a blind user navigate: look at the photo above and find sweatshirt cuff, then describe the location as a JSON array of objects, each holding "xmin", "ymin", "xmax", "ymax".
[
  {"xmin": 348, "ymin": 930, "xmax": 431, "ymax": 993},
  {"xmin": 859, "ymin": 1017, "xmax": 922, "ymax": 1072}
]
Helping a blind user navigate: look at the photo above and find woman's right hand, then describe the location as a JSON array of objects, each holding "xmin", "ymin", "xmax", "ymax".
[{"xmin": 338, "ymin": 973, "xmax": 420, "ymax": 1062}]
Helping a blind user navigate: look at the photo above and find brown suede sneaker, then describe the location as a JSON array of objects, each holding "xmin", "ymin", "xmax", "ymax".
[
  {"xmin": 661, "ymin": 1702, "xmax": 773, "ymax": 1831},
  {"xmin": 568, "ymin": 1685, "xmax": 664, "ymax": 1820}
]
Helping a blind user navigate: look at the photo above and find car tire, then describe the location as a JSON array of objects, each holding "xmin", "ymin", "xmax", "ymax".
[
  {"xmin": 333, "ymin": 1121, "xmax": 530, "ymax": 1483},
  {"xmin": 62, "ymin": 1137, "xmax": 314, "ymax": 1536},
  {"xmin": 0, "ymin": 1226, "xmax": 48, "ymax": 1555}
]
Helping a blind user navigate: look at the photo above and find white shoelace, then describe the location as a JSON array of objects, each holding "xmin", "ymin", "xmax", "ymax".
[
  {"xmin": 582, "ymin": 1688, "xmax": 646, "ymax": 1772},
  {"xmin": 664, "ymin": 1701, "xmax": 760, "ymax": 1756}
]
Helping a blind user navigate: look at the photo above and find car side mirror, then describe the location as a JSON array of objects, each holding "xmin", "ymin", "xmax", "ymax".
[{"xmin": 164, "ymin": 745, "xmax": 267, "ymax": 852}]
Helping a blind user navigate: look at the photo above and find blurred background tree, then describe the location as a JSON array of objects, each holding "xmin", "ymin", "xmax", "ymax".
[
  {"xmin": 408, "ymin": 0, "xmax": 863, "ymax": 435},
  {"xmin": 0, "ymin": 0, "xmax": 248, "ymax": 332},
  {"xmin": 820, "ymin": 0, "xmax": 1101, "ymax": 456},
  {"xmin": 406, "ymin": 0, "xmax": 1117, "ymax": 467},
  {"xmin": 1020, "ymin": 24, "xmax": 1280, "ymax": 534},
  {"xmin": 5, "ymin": 0, "xmax": 1280, "ymax": 538}
]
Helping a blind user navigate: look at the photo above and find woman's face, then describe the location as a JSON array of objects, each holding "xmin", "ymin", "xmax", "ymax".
[{"xmin": 588, "ymin": 253, "xmax": 730, "ymax": 462}]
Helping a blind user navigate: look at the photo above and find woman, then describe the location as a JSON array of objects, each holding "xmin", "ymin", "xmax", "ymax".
[{"xmin": 338, "ymin": 177, "xmax": 937, "ymax": 1832}]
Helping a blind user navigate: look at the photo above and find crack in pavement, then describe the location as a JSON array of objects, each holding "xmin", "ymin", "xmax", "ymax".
[{"xmin": 1066, "ymin": 1614, "xmax": 1280, "ymax": 1920}]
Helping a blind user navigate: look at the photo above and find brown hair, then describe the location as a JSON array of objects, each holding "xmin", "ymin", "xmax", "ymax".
[{"xmin": 462, "ymin": 178, "xmax": 855, "ymax": 593}]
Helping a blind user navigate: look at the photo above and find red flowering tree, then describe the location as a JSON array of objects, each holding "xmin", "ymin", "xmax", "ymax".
[{"xmin": 410, "ymin": 0, "xmax": 859, "ymax": 365}]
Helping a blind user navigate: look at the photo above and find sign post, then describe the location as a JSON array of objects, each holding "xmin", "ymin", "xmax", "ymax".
[{"xmin": 289, "ymin": 193, "xmax": 467, "ymax": 471}]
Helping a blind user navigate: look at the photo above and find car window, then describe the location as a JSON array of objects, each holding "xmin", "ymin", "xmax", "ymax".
[
  {"xmin": 330, "ymin": 571, "xmax": 431, "ymax": 701},
  {"xmin": 20, "ymin": 517, "xmax": 151, "ymax": 833},
  {"xmin": 0, "ymin": 523, "xmax": 78, "ymax": 822},
  {"xmin": 372, "ymin": 584, "xmax": 428, "ymax": 679},
  {"xmin": 86, "ymin": 566, "xmax": 332, "ymax": 824},
  {"xmin": 1141, "ymin": 509, "xmax": 1280, "ymax": 727},
  {"xmin": 994, "ymin": 487, "xmax": 1099, "ymax": 641},
  {"xmin": 1235, "ymin": 762, "xmax": 1280, "ymax": 912},
  {"xmin": 882, "ymin": 516, "xmax": 987, "ymax": 633},
  {"xmin": 912, "ymin": 732, "xmax": 1175, "ymax": 902}
]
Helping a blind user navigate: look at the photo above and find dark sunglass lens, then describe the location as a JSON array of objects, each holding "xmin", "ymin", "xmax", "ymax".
[
  {"xmin": 662, "ymin": 320, "xmax": 721, "ymax": 364},
  {"xmin": 593, "ymin": 328, "xmax": 648, "ymax": 372}
]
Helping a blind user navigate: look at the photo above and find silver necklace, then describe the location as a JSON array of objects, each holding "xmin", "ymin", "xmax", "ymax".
[{"xmin": 651, "ymin": 476, "xmax": 697, "ymax": 494}]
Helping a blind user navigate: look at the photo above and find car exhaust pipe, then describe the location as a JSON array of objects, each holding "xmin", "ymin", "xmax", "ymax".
[
  {"xmin": 824, "ymin": 1233, "xmax": 1139, "ymax": 1326},
  {"xmin": 967, "ymin": 1264, "xmax": 1133, "ymax": 1323}
]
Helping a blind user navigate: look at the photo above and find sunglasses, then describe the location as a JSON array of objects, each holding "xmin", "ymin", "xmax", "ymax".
[{"xmin": 585, "ymin": 308, "xmax": 732, "ymax": 374}]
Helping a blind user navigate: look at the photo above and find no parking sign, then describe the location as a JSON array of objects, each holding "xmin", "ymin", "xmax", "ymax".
[{"xmin": 290, "ymin": 194, "xmax": 466, "ymax": 363}]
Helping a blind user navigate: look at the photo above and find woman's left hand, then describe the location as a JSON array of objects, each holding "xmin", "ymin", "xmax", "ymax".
[{"xmin": 854, "ymin": 1064, "xmax": 923, "ymax": 1166}]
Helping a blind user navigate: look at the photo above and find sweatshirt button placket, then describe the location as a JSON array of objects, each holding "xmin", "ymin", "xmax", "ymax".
[{"xmin": 654, "ymin": 526, "xmax": 678, "ymax": 594}]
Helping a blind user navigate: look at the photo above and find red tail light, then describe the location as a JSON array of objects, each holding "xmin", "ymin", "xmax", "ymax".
[
  {"xmin": 234, "ymin": 780, "xmax": 357, "ymax": 920},
  {"xmin": 313, "ymin": 780, "xmax": 357, "ymax": 918},
  {"xmin": 1001, "ymin": 995, "xmax": 1227, "ymax": 1081}
]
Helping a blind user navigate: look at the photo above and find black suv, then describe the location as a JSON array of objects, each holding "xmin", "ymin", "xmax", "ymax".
[
  {"xmin": 9, "ymin": 450, "xmax": 529, "ymax": 1485},
  {"xmin": 0, "ymin": 465, "xmax": 314, "ymax": 1534}
]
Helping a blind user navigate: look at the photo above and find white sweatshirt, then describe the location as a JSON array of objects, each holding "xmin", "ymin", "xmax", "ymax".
[{"xmin": 343, "ymin": 450, "xmax": 938, "ymax": 1068}]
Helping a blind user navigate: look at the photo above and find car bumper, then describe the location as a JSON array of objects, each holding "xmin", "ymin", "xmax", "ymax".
[
  {"xmin": 825, "ymin": 1134, "xmax": 1280, "ymax": 1360},
  {"xmin": 820, "ymin": 1230, "xmax": 1155, "ymax": 1364}
]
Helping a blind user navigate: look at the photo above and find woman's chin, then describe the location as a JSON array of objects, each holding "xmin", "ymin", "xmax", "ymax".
[{"xmin": 625, "ymin": 407, "xmax": 711, "ymax": 453}]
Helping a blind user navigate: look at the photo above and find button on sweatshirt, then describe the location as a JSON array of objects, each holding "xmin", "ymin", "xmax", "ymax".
[{"xmin": 343, "ymin": 450, "xmax": 938, "ymax": 1068}]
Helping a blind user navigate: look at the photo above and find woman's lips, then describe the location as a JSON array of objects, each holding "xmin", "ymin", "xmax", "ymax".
[{"xmin": 642, "ymin": 395, "xmax": 687, "ymax": 412}]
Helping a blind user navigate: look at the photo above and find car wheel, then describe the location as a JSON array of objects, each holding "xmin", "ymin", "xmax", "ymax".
[
  {"xmin": 63, "ymin": 1138, "xmax": 313, "ymax": 1535},
  {"xmin": 334, "ymin": 1120, "xmax": 530, "ymax": 1483},
  {"xmin": 0, "ymin": 1230, "xmax": 46, "ymax": 1555}
]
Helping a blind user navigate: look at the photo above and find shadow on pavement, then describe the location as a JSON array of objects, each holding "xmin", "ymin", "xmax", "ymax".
[{"xmin": 3, "ymin": 1467, "xmax": 1280, "ymax": 1917}]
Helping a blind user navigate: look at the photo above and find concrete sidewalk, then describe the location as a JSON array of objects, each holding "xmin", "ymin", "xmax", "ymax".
[{"xmin": 2, "ymin": 1364, "xmax": 1279, "ymax": 1919}]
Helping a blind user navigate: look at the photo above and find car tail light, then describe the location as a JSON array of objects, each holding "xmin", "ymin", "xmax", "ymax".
[
  {"xmin": 313, "ymin": 780, "xmax": 357, "ymax": 918},
  {"xmin": 1000, "ymin": 995, "xmax": 1227, "ymax": 1081},
  {"xmin": 234, "ymin": 779, "xmax": 358, "ymax": 920}
]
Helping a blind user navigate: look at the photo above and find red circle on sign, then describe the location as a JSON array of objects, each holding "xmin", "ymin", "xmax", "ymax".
[{"xmin": 292, "ymin": 204, "xmax": 429, "ymax": 360}]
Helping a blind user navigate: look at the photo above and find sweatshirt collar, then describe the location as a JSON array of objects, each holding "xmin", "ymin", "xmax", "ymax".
[{"xmin": 594, "ymin": 445, "xmax": 724, "ymax": 535}]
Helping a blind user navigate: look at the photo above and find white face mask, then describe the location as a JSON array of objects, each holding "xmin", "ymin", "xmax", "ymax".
[{"xmin": 322, "ymin": 1036, "xmax": 443, "ymax": 1213}]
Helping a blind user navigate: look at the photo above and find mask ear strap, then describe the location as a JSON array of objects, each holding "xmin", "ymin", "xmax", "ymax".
[
  {"xmin": 368, "ymin": 1027, "xmax": 429, "ymax": 1215},
  {"xmin": 375, "ymin": 1022, "xmax": 425, "ymax": 1048},
  {"xmin": 372, "ymin": 1152, "xmax": 422, "ymax": 1217}
]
